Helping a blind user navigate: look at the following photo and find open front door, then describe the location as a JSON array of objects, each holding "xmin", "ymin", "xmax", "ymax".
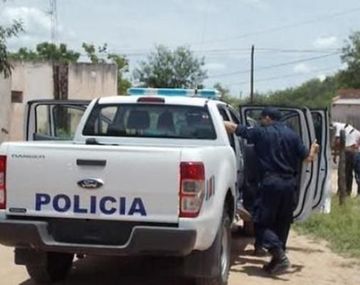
[
  {"xmin": 239, "ymin": 105, "xmax": 319, "ymax": 221},
  {"xmin": 311, "ymin": 109, "xmax": 331, "ymax": 212},
  {"xmin": 25, "ymin": 100, "xmax": 90, "ymax": 141}
]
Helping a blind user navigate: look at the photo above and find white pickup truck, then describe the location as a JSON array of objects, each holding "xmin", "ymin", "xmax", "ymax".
[{"xmin": 0, "ymin": 88, "xmax": 331, "ymax": 285}]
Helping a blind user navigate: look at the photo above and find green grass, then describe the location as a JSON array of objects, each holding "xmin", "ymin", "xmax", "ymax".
[{"xmin": 294, "ymin": 196, "xmax": 360, "ymax": 258}]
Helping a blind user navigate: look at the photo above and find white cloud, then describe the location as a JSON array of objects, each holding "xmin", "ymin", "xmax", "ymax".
[
  {"xmin": 204, "ymin": 62, "xmax": 227, "ymax": 72},
  {"xmin": 0, "ymin": 6, "xmax": 51, "ymax": 35},
  {"xmin": 293, "ymin": 63, "xmax": 311, "ymax": 74},
  {"xmin": 317, "ymin": 74, "xmax": 326, "ymax": 82},
  {"xmin": 313, "ymin": 36, "xmax": 338, "ymax": 48},
  {"xmin": 0, "ymin": 6, "xmax": 76, "ymax": 49}
]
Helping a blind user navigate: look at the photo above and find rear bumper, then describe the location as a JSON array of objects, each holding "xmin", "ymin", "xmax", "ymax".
[{"xmin": 0, "ymin": 219, "xmax": 196, "ymax": 256}]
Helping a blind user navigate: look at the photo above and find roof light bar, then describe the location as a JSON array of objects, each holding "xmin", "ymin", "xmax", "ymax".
[{"xmin": 127, "ymin": 88, "xmax": 220, "ymax": 99}]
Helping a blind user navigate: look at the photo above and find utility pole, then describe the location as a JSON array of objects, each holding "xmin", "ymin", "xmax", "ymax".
[{"xmin": 250, "ymin": 45, "xmax": 254, "ymax": 103}]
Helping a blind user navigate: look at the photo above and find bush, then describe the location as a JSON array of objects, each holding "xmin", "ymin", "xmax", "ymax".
[{"xmin": 294, "ymin": 196, "xmax": 360, "ymax": 258}]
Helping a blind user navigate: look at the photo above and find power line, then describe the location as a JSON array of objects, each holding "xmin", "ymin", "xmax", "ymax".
[
  {"xmin": 191, "ymin": 7, "xmax": 360, "ymax": 45},
  {"xmin": 208, "ymin": 52, "xmax": 340, "ymax": 79},
  {"xmin": 105, "ymin": 47, "xmax": 341, "ymax": 57},
  {"xmin": 226, "ymin": 65, "xmax": 341, "ymax": 86}
]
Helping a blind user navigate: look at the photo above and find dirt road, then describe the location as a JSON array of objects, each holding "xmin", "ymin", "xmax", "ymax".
[{"xmin": 1, "ymin": 230, "xmax": 359, "ymax": 285}]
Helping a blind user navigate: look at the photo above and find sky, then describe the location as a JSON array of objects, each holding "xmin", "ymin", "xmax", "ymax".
[{"xmin": 1, "ymin": 0, "xmax": 360, "ymax": 97}]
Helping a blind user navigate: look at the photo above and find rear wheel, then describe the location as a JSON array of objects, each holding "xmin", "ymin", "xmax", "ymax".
[
  {"xmin": 26, "ymin": 251, "xmax": 73, "ymax": 284},
  {"xmin": 195, "ymin": 208, "xmax": 231, "ymax": 285}
]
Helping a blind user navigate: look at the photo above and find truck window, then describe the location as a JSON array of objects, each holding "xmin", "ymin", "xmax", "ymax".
[
  {"xmin": 83, "ymin": 104, "xmax": 217, "ymax": 140},
  {"xmin": 244, "ymin": 109, "xmax": 302, "ymax": 137},
  {"xmin": 35, "ymin": 104, "xmax": 86, "ymax": 140},
  {"xmin": 217, "ymin": 106, "xmax": 236, "ymax": 149}
]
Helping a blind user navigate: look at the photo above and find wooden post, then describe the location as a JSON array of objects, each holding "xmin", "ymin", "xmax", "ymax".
[{"xmin": 338, "ymin": 129, "xmax": 346, "ymax": 205}]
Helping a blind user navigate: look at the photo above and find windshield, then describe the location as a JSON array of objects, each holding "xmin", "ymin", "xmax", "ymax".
[{"xmin": 83, "ymin": 103, "xmax": 216, "ymax": 140}]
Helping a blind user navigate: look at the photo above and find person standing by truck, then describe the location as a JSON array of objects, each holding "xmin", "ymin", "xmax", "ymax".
[
  {"xmin": 224, "ymin": 107, "xmax": 319, "ymax": 275},
  {"xmin": 332, "ymin": 122, "xmax": 360, "ymax": 196}
]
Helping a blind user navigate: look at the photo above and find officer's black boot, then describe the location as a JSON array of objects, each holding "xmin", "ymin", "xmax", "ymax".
[{"xmin": 263, "ymin": 247, "xmax": 290, "ymax": 274}]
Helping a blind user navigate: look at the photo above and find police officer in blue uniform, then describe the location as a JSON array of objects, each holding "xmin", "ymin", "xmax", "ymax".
[{"xmin": 225, "ymin": 107, "xmax": 319, "ymax": 274}]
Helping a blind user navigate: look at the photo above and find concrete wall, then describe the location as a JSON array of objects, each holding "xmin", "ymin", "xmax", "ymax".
[
  {"xmin": 332, "ymin": 104, "xmax": 360, "ymax": 130},
  {"xmin": 0, "ymin": 76, "xmax": 11, "ymax": 144},
  {"xmin": 9, "ymin": 61, "xmax": 53, "ymax": 141},
  {"xmin": 68, "ymin": 63, "xmax": 117, "ymax": 99},
  {"xmin": 0, "ymin": 61, "xmax": 117, "ymax": 142}
]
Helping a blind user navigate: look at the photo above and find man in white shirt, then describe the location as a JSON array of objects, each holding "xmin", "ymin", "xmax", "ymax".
[{"xmin": 332, "ymin": 122, "xmax": 360, "ymax": 196}]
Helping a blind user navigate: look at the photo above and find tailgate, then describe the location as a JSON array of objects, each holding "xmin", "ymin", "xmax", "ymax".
[{"xmin": 6, "ymin": 143, "xmax": 181, "ymax": 223}]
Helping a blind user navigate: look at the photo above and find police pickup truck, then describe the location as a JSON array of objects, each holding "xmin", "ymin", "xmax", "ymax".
[{"xmin": 0, "ymin": 88, "xmax": 331, "ymax": 285}]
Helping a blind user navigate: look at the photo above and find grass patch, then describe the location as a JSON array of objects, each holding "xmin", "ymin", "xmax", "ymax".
[{"xmin": 294, "ymin": 196, "xmax": 360, "ymax": 258}]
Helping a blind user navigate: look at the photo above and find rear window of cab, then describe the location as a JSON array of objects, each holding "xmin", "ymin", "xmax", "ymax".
[{"xmin": 83, "ymin": 104, "xmax": 217, "ymax": 140}]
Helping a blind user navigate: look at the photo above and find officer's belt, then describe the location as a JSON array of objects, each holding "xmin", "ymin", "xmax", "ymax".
[{"xmin": 263, "ymin": 172, "xmax": 295, "ymax": 180}]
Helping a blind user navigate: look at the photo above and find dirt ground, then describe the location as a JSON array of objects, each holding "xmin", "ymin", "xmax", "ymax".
[
  {"xmin": 229, "ymin": 231, "xmax": 360, "ymax": 285},
  {"xmin": 1, "ymin": 229, "xmax": 360, "ymax": 285}
]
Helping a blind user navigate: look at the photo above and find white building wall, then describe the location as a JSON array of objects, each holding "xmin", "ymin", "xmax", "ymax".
[
  {"xmin": 0, "ymin": 61, "xmax": 117, "ymax": 142},
  {"xmin": 0, "ymin": 76, "xmax": 11, "ymax": 144},
  {"xmin": 331, "ymin": 103, "xmax": 360, "ymax": 130},
  {"xmin": 68, "ymin": 63, "xmax": 117, "ymax": 99},
  {"xmin": 9, "ymin": 61, "xmax": 53, "ymax": 141}
]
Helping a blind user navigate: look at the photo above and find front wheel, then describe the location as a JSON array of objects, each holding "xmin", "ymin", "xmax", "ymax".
[
  {"xmin": 25, "ymin": 251, "xmax": 74, "ymax": 284},
  {"xmin": 195, "ymin": 208, "xmax": 231, "ymax": 285}
]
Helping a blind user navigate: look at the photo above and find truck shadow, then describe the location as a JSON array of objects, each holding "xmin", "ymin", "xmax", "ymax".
[
  {"xmin": 18, "ymin": 231, "xmax": 289, "ymax": 285},
  {"xmin": 19, "ymin": 256, "xmax": 191, "ymax": 285}
]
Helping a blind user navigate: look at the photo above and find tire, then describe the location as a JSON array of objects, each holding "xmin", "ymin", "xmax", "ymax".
[
  {"xmin": 195, "ymin": 207, "xmax": 232, "ymax": 285},
  {"xmin": 26, "ymin": 251, "xmax": 74, "ymax": 284}
]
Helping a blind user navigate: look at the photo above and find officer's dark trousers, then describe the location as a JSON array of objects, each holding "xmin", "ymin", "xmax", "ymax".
[
  {"xmin": 253, "ymin": 175, "xmax": 295, "ymax": 251},
  {"xmin": 354, "ymin": 152, "xmax": 360, "ymax": 195},
  {"xmin": 345, "ymin": 151, "xmax": 355, "ymax": 195}
]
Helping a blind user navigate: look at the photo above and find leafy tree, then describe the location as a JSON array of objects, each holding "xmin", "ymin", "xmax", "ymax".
[
  {"xmin": 240, "ymin": 75, "xmax": 339, "ymax": 108},
  {"xmin": 134, "ymin": 45, "xmax": 207, "ymax": 88},
  {"xmin": 82, "ymin": 42, "xmax": 107, "ymax": 64},
  {"xmin": 214, "ymin": 82, "xmax": 241, "ymax": 108},
  {"xmin": 0, "ymin": 20, "xmax": 23, "ymax": 77},
  {"xmin": 10, "ymin": 42, "xmax": 80, "ymax": 63},
  {"xmin": 339, "ymin": 31, "xmax": 360, "ymax": 88},
  {"xmin": 82, "ymin": 42, "xmax": 131, "ymax": 94}
]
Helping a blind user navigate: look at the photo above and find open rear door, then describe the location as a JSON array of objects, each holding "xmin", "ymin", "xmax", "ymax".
[
  {"xmin": 311, "ymin": 109, "xmax": 331, "ymax": 212},
  {"xmin": 239, "ymin": 105, "xmax": 319, "ymax": 221},
  {"xmin": 25, "ymin": 100, "xmax": 90, "ymax": 141}
]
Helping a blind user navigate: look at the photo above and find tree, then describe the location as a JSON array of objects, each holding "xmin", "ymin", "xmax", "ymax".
[
  {"xmin": 339, "ymin": 31, "xmax": 360, "ymax": 88},
  {"xmin": 134, "ymin": 45, "xmax": 207, "ymax": 88},
  {"xmin": 239, "ymin": 75, "xmax": 339, "ymax": 108},
  {"xmin": 214, "ymin": 82, "xmax": 241, "ymax": 108},
  {"xmin": 0, "ymin": 20, "xmax": 23, "ymax": 77},
  {"xmin": 82, "ymin": 42, "xmax": 131, "ymax": 94},
  {"xmin": 10, "ymin": 42, "xmax": 80, "ymax": 63}
]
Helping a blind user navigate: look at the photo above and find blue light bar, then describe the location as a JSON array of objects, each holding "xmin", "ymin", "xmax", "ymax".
[{"xmin": 127, "ymin": 88, "xmax": 220, "ymax": 99}]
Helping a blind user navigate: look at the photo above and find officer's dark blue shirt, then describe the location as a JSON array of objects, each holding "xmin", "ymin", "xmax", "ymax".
[{"xmin": 235, "ymin": 121, "xmax": 308, "ymax": 176}]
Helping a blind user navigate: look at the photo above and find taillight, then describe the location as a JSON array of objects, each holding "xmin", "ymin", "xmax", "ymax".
[
  {"xmin": 179, "ymin": 162, "xmax": 205, "ymax": 218},
  {"xmin": 0, "ymin": 156, "xmax": 6, "ymax": 209}
]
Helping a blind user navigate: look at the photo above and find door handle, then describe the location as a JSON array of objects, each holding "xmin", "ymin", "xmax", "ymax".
[{"xmin": 76, "ymin": 159, "xmax": 106, "ymax": 166}]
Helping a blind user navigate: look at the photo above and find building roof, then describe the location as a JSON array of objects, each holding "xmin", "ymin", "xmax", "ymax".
[{"xmin": 337, "ymin": 88, "xmax": 360, "ymax": 99}]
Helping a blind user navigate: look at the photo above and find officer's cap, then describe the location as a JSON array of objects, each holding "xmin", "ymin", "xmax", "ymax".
[{"xmin": 260, "ymin": 107, "xmax": 282, "ymax": 121}]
